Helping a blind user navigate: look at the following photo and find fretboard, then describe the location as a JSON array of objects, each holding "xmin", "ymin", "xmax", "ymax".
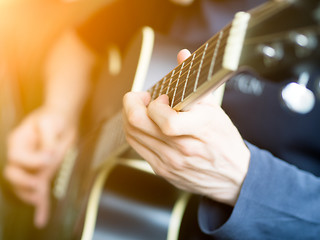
[
  {"xmin": 92, "ymin": 11, "xmax": 251, "ymax": 169},
  {"xmin": 147, "ymin": 11, "xmax": 250, "ymax": 111},
  {"xmin": 147, "ymin": 28, "xmax": 229, "ymax": 110}
]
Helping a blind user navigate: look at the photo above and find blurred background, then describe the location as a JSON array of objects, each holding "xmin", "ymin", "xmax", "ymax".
[
  {"xmin": 0, "ymin": 0, "xmax": 110, "ymax": 169},
  {"xmin": 0, "ymin": 1, "xmax": 113, "ymax": 238}
]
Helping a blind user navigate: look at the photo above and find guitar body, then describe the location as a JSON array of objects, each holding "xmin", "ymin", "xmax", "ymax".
[{"xmin": 41, "ymin": 26, "xmax": 209, "ymax": 240}]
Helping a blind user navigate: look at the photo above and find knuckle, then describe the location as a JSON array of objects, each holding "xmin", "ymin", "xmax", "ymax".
[
  {"xmin": 161, "ymin": 118, "xmax": 178, "ymax": 136},
  {"xmin": 180, "ymin": 145, "xmax": 194, "ymax": 157},
  {"xmin": 170, "ymin": 159, "xmax": 186, "ymax": 171},
  {"xmin": 175, "ymin": 139, "xmax": 195, "ymax": 157},
  {"xmin": 152, "ymin": 166, "xmax": 165, "ymax": 177},
  {"xmin": 125, "ymin": 135, "xmax": 135, "ymax": 146},
  {"xmin": 127, "ymin": 109, "xmax": 143, "ymax": 128},
  {"xmin": 151, "ymin": 162, "xmax": 168, "ymax": 177},
  {"xmin": 123, "ymin": 92, "xmax": 132, "ymax": 104}
]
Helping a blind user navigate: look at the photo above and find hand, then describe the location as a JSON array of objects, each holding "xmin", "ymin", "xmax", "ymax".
[
  {"xmin": 3, "ymin": 106, "xmax": 78, "ymax": 228},
  {"xmin": 122, "ymin": 49, "xmax": 250, "ymax": 206},
  {"xmin": 170, "ymin": 0, "xmax": 194, "ymax": 6}
]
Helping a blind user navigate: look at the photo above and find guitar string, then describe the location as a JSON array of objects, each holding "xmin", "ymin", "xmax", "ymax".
[
  {"xmin": 162, "ymin": 41, "xmax": 227, "ymax": 96},
  {"xmin": 147, "ymin": 37, "xmax": 221, "ymax": 97},
  {"xmin": 77, "ymin": 28, "xmax": 230, "ymax": 165},
  {"xmin": 150, "ymin": 22, "xmax": 305, "ymax": 106},
  {"xmin": 244, "ymin": 25, "xmax": 320, "ymax": 45},
  {"xmin": 165, "ymin": 51, "xmax": 224, "ymax": 102},
  {"xmin": 150, "ymin": 21, "xmax": 318, "ymax": 100},
  {"xmin": 171, "ymin": 64, "xmax": 224, "ymax": 107},
  {"xmin": 151, "ymin": 47, "xmax": 226, "ymax": 107},
  {"xmin": 170, "ymin": 57, "xmax": 225, "ymax": 107},
  {"xmin": 150, "ymin": 40, "xmax": 227, "ymax": 103},
  {"xmin": 168, "ymin": 23, "xmax": 319, "ymax": 107},
  {"xmin": 148, "ymin": 24, "xmax": 232, "ymax": 95},
  {"xmin": 148, "ymin": 33, "xmax": 228, "ymax": 99},
  {"xmin": 148, "ymin": 31, "xmax": 228, "ymax": 95},
  {"xmin": 147, "ymin": 28, "xmax": 228, "ymax": 93},
  {"xmin": 148, "ymin": 25, "xmax": 232, "ymax": 99}
]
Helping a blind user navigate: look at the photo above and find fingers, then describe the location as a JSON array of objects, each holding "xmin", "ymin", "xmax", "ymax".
[
  {"xmin": 7, "ymin": 148, "xmax": 50, "ymax": 170},
  {"xmin": 146, "ymin": 95, "xmax": 183, "ymax": 136},
  {"xmin": 4, "ymin": 164, "xmax": 50, "ymax": 228},
  {"xmin": 177, "ymin": 49, "xmax": 191, "ymax": 65},
  {"xmin": 4, "ymin": 109, "xmax": 77, "ymax": 229},
  {"xmin": 37, "ymin": 115, "xmax": 63, "ymax": 154},
  {"xmin": 170, "ymin": 0, "xmax": 194, "ymax": 6},
  {"xmin": 123, "ymin": 92, "xmax": 165, "ymax": 138},
  {"xmin": 3, "ymin": 165, "xmax": 39, "ymax": 190},
  {"xmin": 33, "ymin": 183, "xmax": 50, "ymax": 228}
]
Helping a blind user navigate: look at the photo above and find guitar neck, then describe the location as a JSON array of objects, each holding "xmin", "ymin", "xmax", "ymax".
[
  {"xmin": 148, "ymin": 12, "xmax": 250, "ymax": 111},
  {"xmin": 91, "ymin": 12, "xmax": 251, "ymax": 169}
]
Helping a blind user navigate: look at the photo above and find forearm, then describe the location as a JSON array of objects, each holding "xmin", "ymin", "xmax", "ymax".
[
  {"xmin": 199, "ymin": 142, "xmax": 320, "ymax": 238},
  {"xmin": 44, "ymin": 29, "xmax": 96, "ymax": 122}
]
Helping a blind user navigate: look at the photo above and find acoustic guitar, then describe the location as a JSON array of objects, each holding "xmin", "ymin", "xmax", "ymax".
[{"xmin": 34, "ymin": 0, "xmax": 320, "ymax": 239}]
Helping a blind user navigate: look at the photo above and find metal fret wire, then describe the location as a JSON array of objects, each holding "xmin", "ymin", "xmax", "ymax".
[
  {"xmin": 148, "ymin": 33, "xmax": 222, "ymax": 97},
  {"xmin": 171, "ymin": 61, "xmax": 185, "ymax": 107},
  {"xmin": 148, "ymin": 27, "xmax": 230, "ymax": 103},
  {"xmin": 152, "ymin": 38, "xmax": 227, "ymax": 106},
  {"xmin": 164, "ymin": 39, "xmax": 227, "ymax": 97}
]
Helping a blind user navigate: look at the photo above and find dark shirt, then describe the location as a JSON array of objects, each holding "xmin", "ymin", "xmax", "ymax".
[{"xmin": 76, "ymin": 0, "xmax": 180, "ymax": 53}]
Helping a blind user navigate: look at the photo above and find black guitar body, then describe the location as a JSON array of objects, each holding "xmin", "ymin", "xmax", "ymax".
[
  {"xmin": 40, "ymin": 27, "xmax": 210, "ymax": 240},
  {"xmin": 3, "ymin": 1, "xmax": 320, "ymax": 239}
]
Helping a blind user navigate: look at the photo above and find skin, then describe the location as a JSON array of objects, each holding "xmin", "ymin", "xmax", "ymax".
[
  {"xmin": 170, "ymin": 0, "xmax": 194, "ymax": 6},
  {"xmin": 4, "ymin": 106, "xmax": 78, "ymax": 228},
  {"xmin": 122, "ymin": 49, "xmax": 250, "ymax": 206},
  {"xmin": 4, "ymin": 30, "xmax": 95, "ymax": 228},
  {"xmin": 3, "ymin": 0, "xmax": 214, "ymax": 228}
]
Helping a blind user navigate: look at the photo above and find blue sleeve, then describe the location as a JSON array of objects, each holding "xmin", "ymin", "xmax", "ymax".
[{"xmin": 198, "ymin": 142, "xmax": 320, "ymax": 239}]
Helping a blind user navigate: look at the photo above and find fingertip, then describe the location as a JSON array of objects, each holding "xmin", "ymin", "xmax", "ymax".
[
  {"xmin": 123, "ymin": 91, "xmax": 151, "ymax": 107},
  {"xmin": 177, "ymin": 49, "xmax": 191, "ymax": 64},
  {"xmin": 155, "ymin": 94, "xmax": 169, "ymax": 105},
  {"xmin": 34, "ymin": 189, "xmax": 50, "ymax": 229},
  {"xmin": 140, "ymin": 91, "xmax": 152, "ymax": 106},
  {"xmin": 34, "ymin": 211, "xmax": 48, "ymax": 229}
]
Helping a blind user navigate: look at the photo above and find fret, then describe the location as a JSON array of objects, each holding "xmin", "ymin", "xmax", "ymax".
[
  {"xmin": 170, "ymin": 62, "xmax": 185, "ymax": 108},
  {"xmin": 165, "ymin": 70, "xmax": 175, "ymax": 95},
  {"xmin": 193, "ymin": 42, "xmax": 208, "ymax": 92},
  {"xmin": 171, "ymin": 45, "xmax": 227, "ymax": 107},
  {"xmin": 181, "ymin": 53, "xmax": 196, "ymax": 102},
  {"xmin": 162, "ymin": 24, "xmax": 232, "ymax": 109},
  {"xmin": 158, "ymin": 76, "xmax": 167, "ymax": 97},
  {"xmin": 148, "ymin": 84, "xmax": 155, "ymax": 97},
  {"xmin": 208, "ymin": 31, "xmax": 223, "ymax": 81},
  {"xmin": 151, "ymin": 81, "xmax": 160, "ymax": 100},
  {"xmin": 164, "ymin": 34, "xmax": 223, "ymax": 101}
]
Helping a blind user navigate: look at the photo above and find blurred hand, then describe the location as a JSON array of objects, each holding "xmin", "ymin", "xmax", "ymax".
[
  {"xmin": 4, "ymin": 106, "xmax": 78, "ymax": 228},
  {"xmin": 122, "ymin": 49, "xmax": 250, "ymax": 205},
  {"xmin": 170, "ymin": 0, "xmax": 194, "ymax": 6}
]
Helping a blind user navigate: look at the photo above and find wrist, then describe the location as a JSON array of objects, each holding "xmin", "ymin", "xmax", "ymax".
[
  {"xmin": 40, "ymin": 103, "xmax": 81, "ymax": 126},
  {"xmin": 229, "ymin": 145, "xmax": 251, "ymax": 206}
]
